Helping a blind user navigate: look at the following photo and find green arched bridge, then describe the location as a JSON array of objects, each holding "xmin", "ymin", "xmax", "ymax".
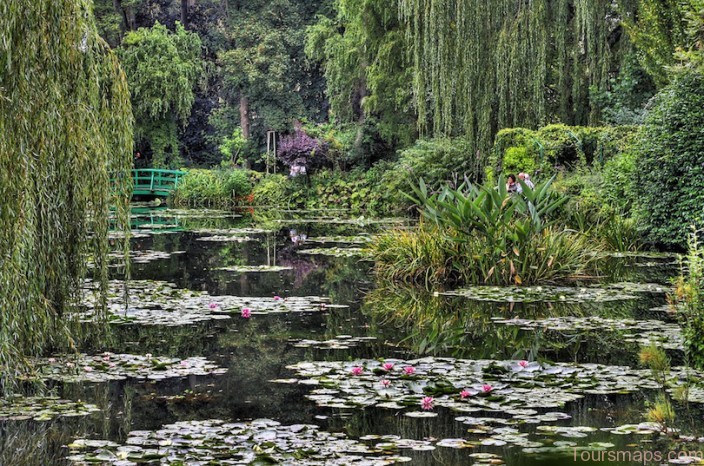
[{"xmin": 132, "ymin": 169, "xmax": 185, "ymax": 197}]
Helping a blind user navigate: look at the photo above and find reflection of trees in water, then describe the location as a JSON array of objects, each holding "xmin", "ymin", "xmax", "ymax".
[
  {"xmin": 363, "ymin": 286, "xmax": 648, "ymax": 364},
  {"xmin": 277, "ymin": 246, "xmax": 321, "ymax": 289}
]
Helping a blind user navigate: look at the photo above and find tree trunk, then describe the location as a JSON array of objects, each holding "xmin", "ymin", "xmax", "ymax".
[
  {"xmin": 113, "ymin": 0, "xmax": 127, "ymax": 38},
  {"xmin": 239, "ymin": 95, "xmax": 250, "ymax": 139},
  {"xmin": 181, "ymin": 0, "xmax": 189, "ymax": 28}
]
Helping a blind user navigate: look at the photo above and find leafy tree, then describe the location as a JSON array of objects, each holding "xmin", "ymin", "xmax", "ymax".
[
  {"xmin": 0, "ymin": 0, "xmax": 132, "ymax": 391},
  {"xmin": 635, "ymin": 71, "xmax": 704, "ymax": 247},
  {"xmin": 213, "ymin": 0, "xmax": 327, "ymax": 167},
  {"xmin": 306, "ymin": 0, "xmax": 415, "ymax": 148},
  {"xmin": 277, "ymin": 129, "xmax": 329, "ymax": 175},
  {"xmin": 93, "ymin": 0, "xmax": 144, "ymax": 46},
  {"xmin": 118, "ymin": 21, "xmax": 204, "ymax": 167},
  {"xmin": 219, "ymin": 127, "xmax": 248, "ymax": 166}
]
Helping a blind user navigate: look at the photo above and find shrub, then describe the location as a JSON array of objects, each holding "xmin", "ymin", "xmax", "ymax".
[
  {"xmin": 251, "ymin": 174, "xmax": 291, "ymax": 207},
  {"xmin": 171, "ymin": 168, "xmax": 252, "ymax": 206},
  {"xmin": 370, "ymin": 177, "xmax": 598, "ymax": 287},
  {"xmin": 634, "ymin": 71, "xmax": 704, "ymax": 248},
  {"xmin": 490, "ymin": 124, "xmax": 638, "ymax": 177},
  {"xmin": 277, "ymin": 129, "xmax": 329, "ymax": 175},
  {"xmin": 671, "ymin": 230, "xmax": 704, "ymax": 368},
  {"xmin": 390, "ymin": 137, "xmax": 479, "ymax": 189}
]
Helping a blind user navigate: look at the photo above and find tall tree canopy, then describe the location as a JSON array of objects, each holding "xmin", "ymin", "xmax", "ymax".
[
  {"xmin": 118, "ymin": 21, "xmax": 204, "ymax": 168},
  {"xmin": 0, "ymin": 0, "xmax": 133, "ymax": 392},
  {"xmin": 398, "ymin": 0, "xmax": 638, "ymax": 158},
  {"xmin": 213, "ymin": 0, "xmax": 325, "ymax": 152},
  {"xmin": 306, "ymin": 0, "xmax": 415, "ymax": 146}
]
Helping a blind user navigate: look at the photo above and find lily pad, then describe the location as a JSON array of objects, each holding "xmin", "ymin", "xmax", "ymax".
[
  {"xmin": 35, "ymin": 353, "xmax": 226, "ymax": 383},
  {"xmin": 81, "ymin": 280, "xmax": 341, "ymax": 326},
  {"xmin": 441, "ymin": 286, "xmax": 639, "ymax": 303},
  {"xmin": 66, "ymin": 419, "xmax": 415, "ymax": 465},
  {"xmin": 297, "ymin": 247, "xmax": 368, "ymax": 258},
  {"xmin": 0, "ymin": 396, "xmax": 100, "ymax": 422}
]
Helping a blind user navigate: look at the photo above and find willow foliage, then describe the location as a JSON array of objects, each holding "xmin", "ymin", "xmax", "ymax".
[
  {"xmin": 0, "ymin": 0, "xmax": 133, "ymax": 393},
  {"xmin": 118, "ymin": 22, "xmax": 203, "ymax": 168},
  {"xmin": 399, "ymin": 0, "xmax": 636, "ymax": 157}
]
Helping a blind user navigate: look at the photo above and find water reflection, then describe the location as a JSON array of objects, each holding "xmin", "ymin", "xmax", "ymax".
[{"xmin": 363, "ymin": 285, "xmax": 672, "ymax": 366}]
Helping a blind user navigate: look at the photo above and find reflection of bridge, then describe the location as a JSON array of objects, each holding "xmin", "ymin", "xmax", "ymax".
[{"xmin": 132, "ymin": 169, "xmax": 185, "ymax": 197}]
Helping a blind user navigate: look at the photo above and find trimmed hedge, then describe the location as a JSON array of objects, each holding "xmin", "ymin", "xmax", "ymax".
[
  {"xmin": 634, "ymin": 71, "xmax": 704, "ymax": 248},
  {"xmin": 489, "ymin": 124, "xmax": 637, "ymax": 178}
]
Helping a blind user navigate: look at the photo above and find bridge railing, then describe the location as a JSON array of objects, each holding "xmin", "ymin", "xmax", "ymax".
[{"xmin": 132, "ymin": 169, "xmax": 185, "ymax": 195}]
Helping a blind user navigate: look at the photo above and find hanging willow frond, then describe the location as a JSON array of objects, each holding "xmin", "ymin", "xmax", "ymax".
[
  {"xmin": 0, "ymin": 0, "xmax": 133, "ymax": 394},
  {"xmin": 398, "ymin": 0, "xmax": 635, "ymax": 161}
]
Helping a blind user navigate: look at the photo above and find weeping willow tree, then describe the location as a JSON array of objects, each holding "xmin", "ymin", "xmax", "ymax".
[
  {"xmin": 398, "ymin": 0, "xmax": 638, "ymax": 158},
  {"xmin": 0, "ymin": 0, "xmax": 133, "ymax": 393}
]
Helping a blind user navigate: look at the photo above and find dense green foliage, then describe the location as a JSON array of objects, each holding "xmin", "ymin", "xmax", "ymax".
[
  {"xmin": 118, "ymin": 22, "xmax": 203, "ymax": 168},
  {"xmin": 306, "ymin": 0, "xmax": 415, "ymax": 147},
  {"xmin": 490, "ymin": 125, "xmax": 638, "ymax": 178},
  {"xmin": 252, "ymin": 168, "xmax": 396, "ymax": 215},
  {"xmin": 672, "ymin": 231, "xmax": 704, "ymax": 368},
  {"xmin": 398, "ymin": 0, "xmax": 638, "ymax": 156},
  {"xmin": 172, "ymin": 169, "xmax": 252, "ymax": 207},
  {"xmin": 371, "ymin": 178, "xmax": 596, "ymax": 286},
  {"xmin": 634, "ymin": 71, "xmax": 704, "ymax": 247},
  {"xmin": 0, "ymin": 0, "xmax": 133, "ymax": 392}
]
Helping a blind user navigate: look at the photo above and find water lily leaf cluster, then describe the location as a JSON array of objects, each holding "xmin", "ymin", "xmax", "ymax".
[
  {"xmin": 306, "ymin": 235, "xmax": 373, "ymax": 245},
  {"xmin": 290, "ymin": 335, "xmax": 378, "ymax": 350},
  {"xmin": 441, "ymin": 285, "xmax": 644, "ymax": 303},
  {"xmin": 66, "ymin": 419, "xmax": 416, "ymax": 465},
  {"xmin": 216, "ymin": 265, "xmax": 294, "ymax": 273},
  {"xmin": 493, "ymin": 316, "xmax": 683, "ymax": 350},
  {"xmin": 82, "ymin": 280, "xmax": 339, "ymax": 326},
  {"xmin": 298, "ymin": 247, "xmax": 368, "ymax": 258},
  {"xmin": 35, "ymin": 353, "xmax": 226, "ymax": 383},
  {"xmin": 0, "ymin": 396, "xmax": 100, "ymax": 422}
]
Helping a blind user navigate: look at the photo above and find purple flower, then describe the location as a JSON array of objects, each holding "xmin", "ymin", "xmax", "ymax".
[
  {"xmin": 273, "ymin": 295, "xmax": 282, "ymax": 301},
  {"xmin": 241, "ymin": 307, "xmax": 251, "ymax": 318}
]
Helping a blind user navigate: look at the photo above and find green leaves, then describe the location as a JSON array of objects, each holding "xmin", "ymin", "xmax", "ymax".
[{"xmin": 118, "ymin": 21, "xmax": 203, "ymax": 168}]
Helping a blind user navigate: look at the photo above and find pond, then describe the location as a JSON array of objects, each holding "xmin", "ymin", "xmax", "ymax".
[{"xmin": 3, "ymin": 206, "xmax": 701, "ymax": 465}]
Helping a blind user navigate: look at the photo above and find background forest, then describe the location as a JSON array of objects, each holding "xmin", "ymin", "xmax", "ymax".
[{"xmin": 94, "ymin": 0, "xmax": 704, "ymax": 248}]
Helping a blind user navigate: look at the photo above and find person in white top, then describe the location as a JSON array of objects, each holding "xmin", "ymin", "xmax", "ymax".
[{"xmin": 517, "ymin": 173, "xmax": 535, "ymax": 192}]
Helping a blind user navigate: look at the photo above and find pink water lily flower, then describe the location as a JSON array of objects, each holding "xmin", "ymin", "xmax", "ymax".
[
  {"xmin": 66, "ymin": 362, "xmax": 74, "ymax": 368},
  {"xmin": 209, "ymin": 302, "xmax": 219, "ymax": 309},
  {"xmin": 381, "ymin": 379, "xmax": 391, "ymax": 388},
  {"xmin": 518, "ymin": 360, "xmax": 529, "ymax": 368},
  {"xmin": 403, "ymin": 366, "xmax": 416, "ymax": 375},
  {"xmin": 382, "ymin": 362, "xmax": 394, "ymax": 371},
  {"xmin": 108, "ymin": 362, "xmax": 116, "ymax": 368},
  {"xmin": 83, "ymin": 366, "xmax": 93, "ymax": 372},
  {"xmin": 180, "ymin": 360, "xmax": 189, "ymax": 367},
  {"xmin": 241, "ymin": 307, "xmax": 251, "ymax": 318},
  {"xmin": 102, "ymin": 355, "xmax": 111, "ymax": 362},
  {"xmin": 460, "ymin": 390, "xmax": 472, "ymax": 399},
  {"xmin": 273, "ymin": 295, "xmax": 282, "ymax": 301},
  {"xmin": 48, "ymin": 358, "xmax": 56, "ymax": 363},
  {"xmin": 351, "ymin": 366, "xmax": 363, "ymax": 376},
  {"xmin": 482, "ymin": 384, "xmax": 493, "ymax": 393},
  {"xmin": 421, "ymin": 396, "xmax": 434, "ymax": 410}
]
